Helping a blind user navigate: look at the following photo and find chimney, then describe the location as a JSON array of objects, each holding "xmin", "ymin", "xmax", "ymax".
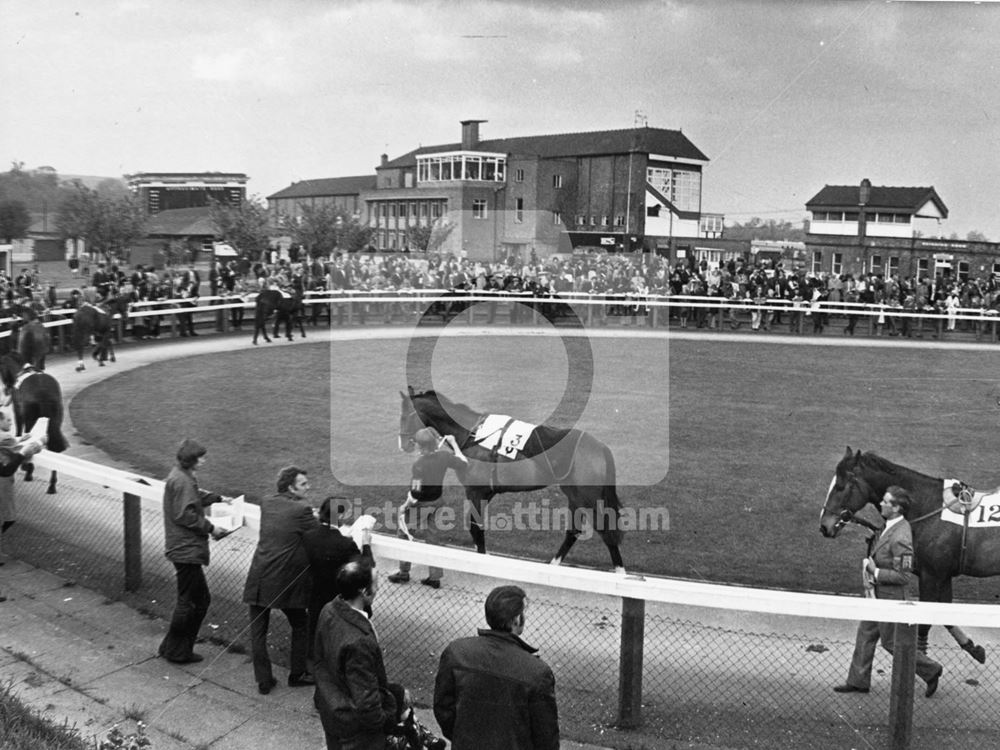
[
  {"xmin": 380, "ymin": 153, "xmax": 388, "ymax": 167},
  {"xmin": 859, "ymin": 178, "xmax": 871, "ymax": 206},
  {"xmin": 461, "ymin": 119, "xmax": 486, "ymax": 150}
]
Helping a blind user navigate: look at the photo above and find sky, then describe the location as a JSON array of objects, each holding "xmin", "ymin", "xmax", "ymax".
[{"xmin": 3, "ymin": 0, "xmax": 1000, "ymax": 239}]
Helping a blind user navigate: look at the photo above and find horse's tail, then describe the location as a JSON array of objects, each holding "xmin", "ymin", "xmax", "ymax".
[{"xmin": 599, "ymin": 443, "xmax": 624, "ymax": 547}]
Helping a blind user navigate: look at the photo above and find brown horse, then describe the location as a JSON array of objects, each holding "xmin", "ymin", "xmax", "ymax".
[
  {"xmin": 398, "ymin": 387, "xmax": 626, "ymax": 573},
  {"xmin": 72, "ymin": 295, "xmax": 131, "ymax": 371},
  {"xmin": 252, "ymin": 289, "xmax": 305, "ymax": 344},
  {"xmin": 0, "ymin": 352, "xmax": 68, "ymax": 493},
  {"xmin": 820, "ymin": 447, "xmax": 993, "ymax": 663}
]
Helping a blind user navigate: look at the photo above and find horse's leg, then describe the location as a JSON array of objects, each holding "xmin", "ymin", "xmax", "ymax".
[
  {"xmin": 946, "ymin": 625, "xmax": 986, "ymax": 663},
  {"xmin": 917, "ymin": 573, "xmax": 947, "ymax": 655},
  {"xmin": 47, "ymin": 469, "xmax": 57, "ymax": 495},
  {"xmin": 467, "ymin": 493, "xmax": 489, "ymax": 553}
]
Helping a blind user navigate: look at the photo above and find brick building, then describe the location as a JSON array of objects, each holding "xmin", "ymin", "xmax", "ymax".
[
  {"xmin": 805, "ymin": 179, "xmax": 1000, "ymax": 281},
  {"xmin": 267, "ymin": 120, "xmax": 725, "ymax": 262}
]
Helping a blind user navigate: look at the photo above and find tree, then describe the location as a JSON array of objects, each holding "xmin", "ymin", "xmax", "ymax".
[
  {"xmin": 723, "ymin": 217, "xmax": 806, "ymax": 241},
  {"xmin": 0, "ymin": 162, "xmax": 64, "ymax": 212},
  {"xmin": 338, "ymin": 217, "xmax": 375, "ymax": 253},
  {"xmin": 967, "ymin": 230, "xmax": 989, "ymax": 242},
  {"xmin": 289, "ymin": 203, "xmax": 344, "ymax": 258},
  {"xmin": 405, "ymin": 224, "xmax": 433, "ymax": 253},
  {"xmin": 55, "ymin": 181, "xmax": 147, "ymax": 262},
  {"xmin": 0, "ymin": 200, "xmax": 31, "ymax": 242},
  {"xmin": 209, "ymin": 196, "xmax": 272, "ymax": 261}
]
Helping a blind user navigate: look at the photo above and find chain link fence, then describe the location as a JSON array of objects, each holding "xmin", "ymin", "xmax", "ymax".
[{"xmin": 5, "ymin": 457, "xmax": 1000, "ymax": 749}]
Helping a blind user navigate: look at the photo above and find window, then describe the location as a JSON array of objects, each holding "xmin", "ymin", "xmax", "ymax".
[
  {"xmin": 410, "ymin": 202, "xmax": 418, "ymax": 218},
  {"xmin": 553, "ymin": 174, "xmax": 563, "ymax": 189},
  {"xmin": 515, "ymin": 168, "xmax": 524, "ymax": 183},
  {"xmin": 811, "ymin": 250, "xmax": 823, "ymax": 275},
  {"xmin": 888, "ymin": 257, "xmax": 900, "ymax": 278},
  {"xmin": 404, "ymin": 172, "xmax": 414, "ymax": 188},
  {"xmin": 420, "ymin": 203, "xmax": 428, "ymax": 218},
  {"xmin": 870, "ymin": 255, "xmax": 883, "ymax": 274},
  {"xmin": 918, "ymin": 259, "xmax": 930, "ymax": 278},
  {"xmin": 472, "ymin": 199, "xmax": 487, "ymax": 219},
  {"xmin": 416, "ymin": 153, "xmax": 507, "ymax": 183},
  {"xmin": 614, "ymin": 215, "xmax": 625, "ymax": 226},
  {"xmin": 832, "ymin": 253, "xmax": 843, "ymax": 276},
  {"xmin": 515, "ymin": 198, "xmax": 524, "ymax": 223},
  {"xmin": 958, "ymin": 261, "xmax": 970, "ymax": 281},
  {"xmin": 432, "ymin": 202, "xmax": 442, "ymax": 219},
  {"xmin": 992, "ymin": 262, "xmax": 1000, "ymax": 278},
  {"xmin": 601, "ymin": 215, "xmax": 609, "ymax": 226},
  {"xmin": 646, "ymin": 166, "xmax": 701, "ymax": 212},
  {"xmin": 590, "ymin": 215, "xmax": 597, "ymax": 226},
  {"xmin": 553, "ymin": 211, "xmax": 562, "ymax": 225}
]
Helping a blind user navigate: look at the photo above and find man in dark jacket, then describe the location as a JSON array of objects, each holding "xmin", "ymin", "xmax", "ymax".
[
  {"xmin": 303, "ymin": 496, "xmax": 372, "ymax": 663},
  {"xmin": 158, "ymin": 439, "xmax": 230, "ymax": 664},
  {"xmin": 243, "ymin": 465, "xmax": 320, "ymax": 694},
  {"xmin": 434, "ymin": 585, "xmax": 559, "ymax": 750},
  {"xmin": 314, "ymin": 560, "xmax": 396, "ymax": 750}
]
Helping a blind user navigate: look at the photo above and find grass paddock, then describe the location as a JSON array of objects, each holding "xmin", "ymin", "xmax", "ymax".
[{"xmin": 70, "ymin": 331, "xmax": 1000, "ymax": 599}]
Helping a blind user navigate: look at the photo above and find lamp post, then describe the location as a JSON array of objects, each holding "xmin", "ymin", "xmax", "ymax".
[{"xmin": 858, "ymin": 178, "xmax": 871, "ymax": 276}]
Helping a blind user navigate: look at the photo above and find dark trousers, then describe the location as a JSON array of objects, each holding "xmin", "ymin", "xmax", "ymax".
[
  {"xmin": 248, "ymin": 604, "xmax": 309, "ymax": 683},
  {"xmin": 159, "ymin": 563, "xmax": 210, "ymax": 661}
]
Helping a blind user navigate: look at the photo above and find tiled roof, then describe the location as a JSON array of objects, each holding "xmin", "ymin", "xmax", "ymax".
[
  {"xmin": 267, "ymin": 175, "xmax": 376, "ymax": 200},
  {"xmin": 806, "ymin": 184, "xmax": 948, "ymax": 216},
  {"xmin": 381, "ymin": 127, "xmax": 709, "ymax": 169},
  {"xmin": 144, "ymin": 207, "xmax": 217, "ymax": 236}
]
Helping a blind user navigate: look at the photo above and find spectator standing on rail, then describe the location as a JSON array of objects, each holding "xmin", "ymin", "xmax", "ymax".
[
  {"xmin": 243, "ymin": 465, "xmax": 319, "ymax": 695},
  {"xmin": 158, "ymin": 439, "xmax": 233, "ymax": 664},
  {"xmin": 434, "ymin": 584, "xmax": 559, "ymax": 750}
]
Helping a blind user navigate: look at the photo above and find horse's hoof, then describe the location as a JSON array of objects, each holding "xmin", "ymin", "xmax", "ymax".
[
  {"xmin": 75, "ymin": 365, "xmax": 85, "ymax": 372},
  {"xmin": 46, "ymin": 487, "xmax": 56, "ymax": 495},
  {"xmin": 252, "ymin": 341, "xmax": 258, "ymax": 345},
  {"xmin": 110, "ymin": 357, "xmax": 116, "ymax": 363},
  {"xmin": 99, "ymin": 362, "xmax": 105, "ymax": 367},
  {"xmin": 549, "ymin": 558, "xmax": 562, "ymax": 566}
]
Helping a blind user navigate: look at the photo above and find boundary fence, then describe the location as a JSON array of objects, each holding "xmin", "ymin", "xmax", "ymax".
[
  {"xmin": 3, "ymin": 290, "xmax": 1000, "ymax": 350},
  {"xmin": 5, "ymin": 448, "xmax": 999, "ymax": 749}
]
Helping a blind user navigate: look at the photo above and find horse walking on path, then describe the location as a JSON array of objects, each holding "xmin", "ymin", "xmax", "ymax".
[
  {"xmin": 252, "ymin": 289, "xmax": 305, "ymax": 344},
  {"xmin": 0, "ymin": 353, "xmax": 69, "ymax": 494},
  {"xmin": 72, "ymin": 296, "xmax": 131, "ymax": 372},
  {"xmin": 820, "ymin": 447, "xmax": 993, "ymax": 663},
  {"xmin": 398, "ymin": 387, "xmax": 626, "ymax": 573}
]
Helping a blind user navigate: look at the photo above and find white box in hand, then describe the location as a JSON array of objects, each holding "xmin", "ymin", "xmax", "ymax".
[{"xmin": 208, "ymin": 495, "xmax": 245, "ymax": 532}]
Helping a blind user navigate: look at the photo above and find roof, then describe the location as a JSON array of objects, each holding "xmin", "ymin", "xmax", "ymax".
[
  {"xmin": 267, "ymin": 175, "xmax": 376, "ymax": 200},
  {"xmin": 381, "ymin": 127, "xmax": 709, "ymax": 169},
  {"xmin": 806, "ymin": 184, "xmax": 948, "ymax": 217},
  {"xmin": 144, "ymin": 207, "xmax": 217, "ymax": 237}
]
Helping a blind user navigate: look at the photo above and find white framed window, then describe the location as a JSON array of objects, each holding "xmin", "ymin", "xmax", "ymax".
[
  {"xmin": 614, "ymin": 215, "xmax": 625, "ymax": 227},
  {"xmin": 887, "ymin": 257, "xmax": 900, "ymax": 278},
  {"xmin": 832, "ymin": 253, "xmax": 843, "ymax": 276},
  {"xmin": 811, "ymin": 250, "xmax": 822, "ymax": 275},
  {"xmin": 870, "ymin": 255, "xmax": 883, "ymax": 274},
  {"xmin": 958, "ymin": 261, "xmax": 970, "ymax": 280},
  {"xmin": 473, "ymin": 199, "xmax": 487, "ymax": 219},
  {"xmin": 601, "ymin": 215, "xmax": 609, "ymax": 226},
  {"xmin": 918, "ymin": 259, "xmax": 930, "ymax": 279},
  {"xmin": 590, "ymin": 215, "xmax": 597, "ymax": 226},
  {"xmin": 515, "ymin": 198, "xmax": 524, "ymax": 223},
  {"xmin": 553, "ymin": 211, "xmax": 562, "ymax": 225},
  {"xmin": 515, "ymin": 168, "xmax": 524, "ymax": 182},
  {"xmin": 553, "ymin": 174, "xmax": 563, "ymax": 189},
  {"xmin": 576, "ymin": 215, "xmax": 586, "ymax": 226}
]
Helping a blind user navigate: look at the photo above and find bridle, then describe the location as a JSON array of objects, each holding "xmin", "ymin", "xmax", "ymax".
[
  {"xmin": 827, "ymin": 471, "xmax": 882, "ymax": 535},
  {"xmin": 398, "ymin": 401, "xmax": 420, "ymax": 448}
]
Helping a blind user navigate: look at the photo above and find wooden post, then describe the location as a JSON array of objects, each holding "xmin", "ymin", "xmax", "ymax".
[
  {"xmin": 123, "ymin": 492, "xmax": 142, "ymax": 592},
  {"xmin": 888, "ymin": 622, "xmax": 916, "ymax": 750},
  {"xmin": 617, "ymin": 597, "xmax": 645, "ymax": 729}
]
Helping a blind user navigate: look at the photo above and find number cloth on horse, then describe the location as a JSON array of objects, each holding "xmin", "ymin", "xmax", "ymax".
[
  {"xmin": 472, "ymin": 414, "xmax": 537, "ymax": 459},
  {"xmin": 941, "ymin": 479, "xmax": 1000, "ymax": 528}
]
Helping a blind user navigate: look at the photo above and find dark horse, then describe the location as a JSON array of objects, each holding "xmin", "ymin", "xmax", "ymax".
[
  {"xmin": 252, "ymin": 289, "xmax": 306, "ymax": 344},
  {"xmin": 0, "ymin": 352, "xmax": 69, "ymax": 494},
  {"xmin": 398, "ymin": 387, "xmax": 626, "ymax": 573},
  {"xmin": 820, "ymin": 447, "xmax": 993, "ymax": 663},
  {"xmin": 72, "ymin": 296, "xmax": 131, "ymax": 372}
]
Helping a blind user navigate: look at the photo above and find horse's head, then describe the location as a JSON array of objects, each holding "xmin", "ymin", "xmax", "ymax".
[
  {"xmin": 819, "ymin": 446, "xmax": 878, "ymax": 538},
  {"xmin": 398, "ymin": 386, "xmax": 426, "ymax": 453}
]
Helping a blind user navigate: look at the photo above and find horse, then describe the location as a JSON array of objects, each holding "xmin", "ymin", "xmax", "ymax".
[
  {"xmin": 72, "ymin": 295, "xmax": 131, "ymax": 372},
  {"xmin": 398, "ymin": 387, "xmax": 626, "ymax": 573},
  {"xmin": 819, "ymin": 447, "xmax": 993, "ymax": 663},
  {"xmin": 252, "ymin": 289, "xmax": 306, "ymax": 344},
  {"xmin": 0, "ymin": 352, "xmax": 69, "ymax": 494}
]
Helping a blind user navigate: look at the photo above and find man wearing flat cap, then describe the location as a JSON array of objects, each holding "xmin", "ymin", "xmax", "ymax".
[{"xmin": 158, "ymin": 438, "xmax": 231, "ymax": 664}]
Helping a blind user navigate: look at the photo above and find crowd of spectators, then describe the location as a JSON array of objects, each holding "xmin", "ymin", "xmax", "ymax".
[{"xmin": 1, "ymin": 252, "xmax": 999, "ymax": 343}]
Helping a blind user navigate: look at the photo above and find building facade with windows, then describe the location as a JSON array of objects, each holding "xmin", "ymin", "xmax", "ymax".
[
  {"xmin": 267, "ymin": 175, "xmax": 375, "ymax": 224},
  {"xmin": 804, "ymin": 179, "xmax": 1000, "ymax": 281},
  {"xmin": 362, "ymin": 120, "xmax": 717, "ymax": 261}
]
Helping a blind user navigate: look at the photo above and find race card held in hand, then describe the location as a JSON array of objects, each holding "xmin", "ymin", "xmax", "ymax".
[
  {"xmin": 208, "ymin": 494, "xmax": 245, "ymax": 532},
  {"xmin": 28, "ymin": 417, "xmax": 49, "ymax": 443}
]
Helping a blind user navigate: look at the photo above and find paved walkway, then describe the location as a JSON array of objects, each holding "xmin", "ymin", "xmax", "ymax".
[{"xmin": 0, "ymin": 328, "xmax": 625, "ymax": 750}]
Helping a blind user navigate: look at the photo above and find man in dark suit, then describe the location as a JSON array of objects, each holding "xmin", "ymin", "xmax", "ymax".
[
  {"xmin": 243, "ymin": 465, "xmax": 320, "ymax": 694},
  {"xmin": 833, "ymin": 486, "xmax": 944, "ymax": 697}
]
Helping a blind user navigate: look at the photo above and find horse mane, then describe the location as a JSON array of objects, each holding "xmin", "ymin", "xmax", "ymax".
[
  {"xmin": 859, "ymin": 451, "xmax": 940, "ymax": 483},
  {"xmin": 410, "ymin": 389, "xmax": 481, "ymax": 430}
]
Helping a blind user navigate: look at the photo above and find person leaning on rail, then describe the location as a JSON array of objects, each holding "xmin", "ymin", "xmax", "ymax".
[{"xmin": 833, "ymin": 485, "xmax": 944, "ymax": 698}]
